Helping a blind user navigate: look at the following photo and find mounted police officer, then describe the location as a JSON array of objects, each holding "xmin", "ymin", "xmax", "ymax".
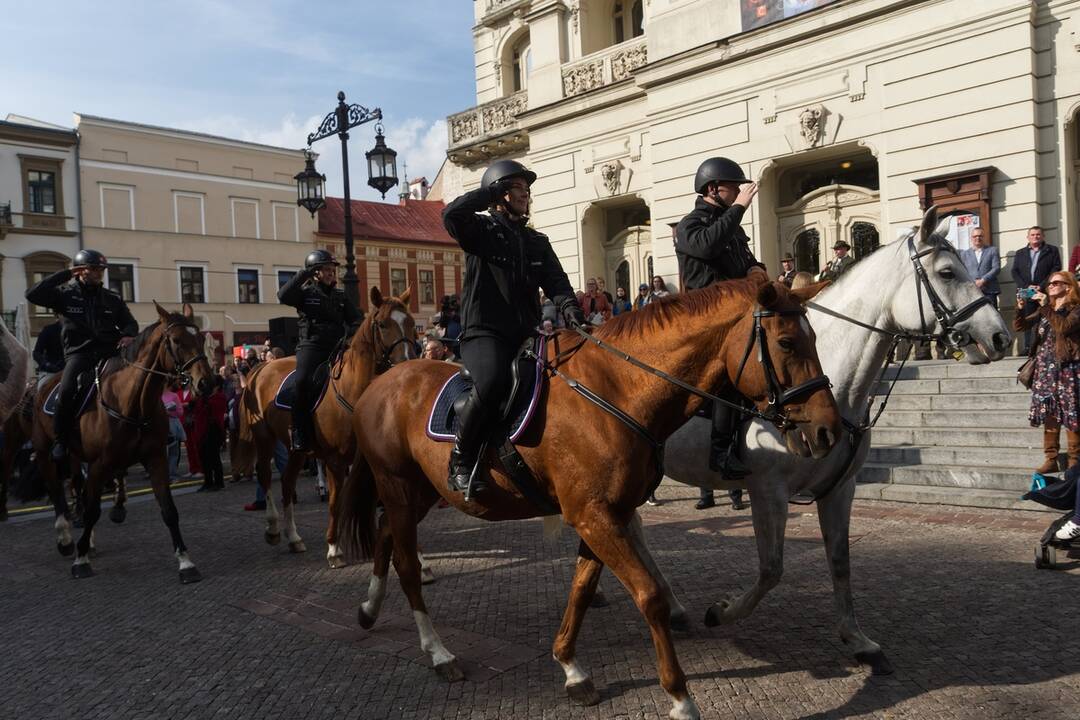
[
  {"xmin": 25, "ymin": 249, "xmax": 139, "ymax": 460},
  {"xmin": 277, "ymin": 250, "xmax": 363, "ymax": 451},
  {"xmin": 442, "ymin": 159, "xmax": 584, "ymax": 496},
  {"xmin": 675, "ymin": 157, "xmax": 766, "ymax": 504}
]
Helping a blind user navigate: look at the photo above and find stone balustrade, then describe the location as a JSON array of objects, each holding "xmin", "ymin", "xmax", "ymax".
[
  {"xmin": 561, "ymin": 38, "xmax": 647, "ymax": 98},
  {"xmin": 447, "ymin": 91, "xmax": 528, "ymax": 149}
]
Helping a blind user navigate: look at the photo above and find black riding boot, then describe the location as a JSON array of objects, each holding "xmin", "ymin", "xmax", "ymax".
[
  {"xmin": 51, "ymin": 407, "xmax": 72, "ymax": 461},
  {"xmin": 448, "ymin": 393, "xmax": 488, "ymax": 495},
  {"xmin": 290, "ymin": 405, "xmax": 312, "ymax": 452},
  {"xmin": 709, "ymin": 401, "xmax": 750, "ymax": 479}
]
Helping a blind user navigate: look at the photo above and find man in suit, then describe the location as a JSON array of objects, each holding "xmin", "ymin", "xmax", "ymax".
[
  {"xmin": 817, "ymin": 240, "xmax": 855, "ymax": 282},
  {"xmin": 1011, "ymin": 225, "xmax": 1061, "ymax": 352},
  {"xmin": 959, "ymin": 226, "xmax": 1000, "ymax": 308},
  {"xmin": 777, "ymin": 252, "xmax": 797, "ymax": 286}
]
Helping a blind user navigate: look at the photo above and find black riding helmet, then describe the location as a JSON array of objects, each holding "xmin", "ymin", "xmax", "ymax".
[
  {"xmin": 693, "ymin": 157, "xmax": 748, "ymax": 195},
  {"xmin": 305, "ymin": 249, "xmax": 339, "ymax": 271},
  {"xmin": 73, "ymin": 249, "xmax": 108, "ymax": 268},
  {"xmin": 481, "ymin": 159, "xmax": 537, "ymax": 193}
]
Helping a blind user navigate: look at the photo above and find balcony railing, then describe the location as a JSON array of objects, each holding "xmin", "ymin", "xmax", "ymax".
[
  {"xmin": 561, "ymin": 38, "xmax": 647, "ymax": 99},
  {"xmin": 447, "ymin": 91, "xmax": 528, "ymax": 150}
]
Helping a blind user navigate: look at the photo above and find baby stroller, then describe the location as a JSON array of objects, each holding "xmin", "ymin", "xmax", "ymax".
[{"xmin": 1023, "ymin": 465, "xmax": 1080, "ymax": 569}]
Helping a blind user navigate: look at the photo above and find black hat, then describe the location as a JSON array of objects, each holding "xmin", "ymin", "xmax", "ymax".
[
  {"xmin": 693, "ymin": 157, "xmax": 748, "ymax": 194},
  {"xmin": 832, "ymin": 240, "xmax": 851, "ymax": 250},
  {"xmin": 481, "ymin": 160, "xmax": 536, "ymax": 191},
  {"xmin": 73, "ymin": 249, "xmax": 108, "ymax": 268},
  {"xmin": 305, "ymin": 249, "xmax": 339, "ymax": 270},
  {"xmin": 781, "ymin": 252, "xmax": 795, "ymax": 261}
]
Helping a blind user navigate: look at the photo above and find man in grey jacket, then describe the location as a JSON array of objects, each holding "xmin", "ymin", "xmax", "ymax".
[{"xmin": 959, "ymin": 226, "xmax": 1000, "ymax": 308}]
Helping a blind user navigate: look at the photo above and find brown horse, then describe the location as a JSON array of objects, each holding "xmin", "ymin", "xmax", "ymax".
[
  {"xmin": 32, "ymin": 302, "xmax": 214, "ymax": 582},
  {"xmin": 337, "ymin": 278, "xmax": 842, "ymax": 720},
  {"xmin": 0, "ymin": 383, "xmax": 35, "ymax": 521},
  {"xmin": 237, "ymin": 287, "xmax": 416, "ymax": 564}
]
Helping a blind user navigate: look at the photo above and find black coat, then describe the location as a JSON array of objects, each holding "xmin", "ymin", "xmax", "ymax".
[
  {"xmin": 277, "ymin": 271, "xmax": 363, "ymax": 350},
  {"xmin": 442, "ymin": 188, "xmax": 577, "ymax": 342},
  {"xmin": 674, "ymin": 197, "xmax": 765, "ymax": 290},
  {"xmin": 1011, "ymin": 243, "xmax": 1062, "ymax": 291},
  {"xmin": 25, "ymin": 270, "xmax": 139, "ymax": 358},
  {"xmin": 32, "ymin": 321, "xmax": 64, "ymax": 373}
]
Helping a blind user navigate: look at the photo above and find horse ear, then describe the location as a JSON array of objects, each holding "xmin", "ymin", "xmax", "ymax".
[
  {"xmin": 790, "ymin": 280, "xmax": 831, "ymax": 303},
  {"xmin": 398, "ymin": 284, "xmax": 412, "ymax": 306},
  {"xmin": 370, "ymin": 286, "xmax": 383, "ymax": 308},
  {"xmin": 756, "ymin": 282, "xmax": 781, "ymax": 310},
  {"xmin": 182, "ymin": 303, "xmax": 194, "ymax": 319},
  {"xmin": 153, "ymin": 300, "xmax": 169, "ymax": 323},
  {"xmin": 918, "ymin": 205, "xmax": 940, "ymax": 246}
]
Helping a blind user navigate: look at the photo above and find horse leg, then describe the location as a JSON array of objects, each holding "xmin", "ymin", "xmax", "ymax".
[
  {"xmin": 577, "ymin": 513, "xmax": 698, "ymax": 720},
  {"xmin": 144, "ymin": 451, "xmax": 201, "ymax": 584},
  {"xmin": 257, "ymin": 443, "xmax": 279, "ymax": 545},
  {"xmin": 71, "ymin": 463, "xmax": 104, "ymax": 579},
  {"xmin": 324, "ymin": 459, "xmax": 348, "ymax": 568},
  {"xmin": 109, "ymin": 471, "xmax": 127, "ymax": 524},
  {"xmin": 628, "ymin": 512, "xmax": 688, "ymax": 630},
  {"xmin": 704, "ymin": 483, "xmax": 788, "ymax": 626},
  {"xmin": 0, "ymin": 438, "xmax": 12, "ymax": 522},
  {"xmin": 552, "ymin": 538, "xmax": 604, "ymax": 706},
  {"xmin": 817, "ymin": 478, "xmax": 893, "ymax": 675},
  {"xmin": 280, "ymin": 451, "xmax": 306, "ymax": 553},
  {"xmin": 357, "ymin": 517, "xmax": 393, "ymax": 629},
  {"xmin": 39, "ymin": 452, "xmax": 73, "ymax": 556}
]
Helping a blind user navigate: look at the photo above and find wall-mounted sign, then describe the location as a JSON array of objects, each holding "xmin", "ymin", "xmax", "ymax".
[{"xmin": 741, "ymin": 0, "xmax": 841, "ymax": 32}]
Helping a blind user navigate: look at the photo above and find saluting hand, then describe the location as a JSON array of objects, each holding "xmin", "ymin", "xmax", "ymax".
[
  {"xmin": 118, "ymin": 336, "xmax": 134, "ymax": 349},
  {"xmin": 735, "ymin": 182, "xmax": 758, "ymax": 208}
]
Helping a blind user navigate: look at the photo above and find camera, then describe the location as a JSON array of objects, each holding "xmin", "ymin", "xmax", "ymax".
[{"xmin": 1019, "ymin": 287, "xmax": 1037, "ymax": 300}]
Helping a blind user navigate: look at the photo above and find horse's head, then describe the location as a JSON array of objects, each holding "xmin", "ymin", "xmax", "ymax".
[
  {"xmin": 153, "ymin": 301, "xmax": 215, "ymax": 396},
  {"xmin": 366, "ymin": 285, "xmax": 417, "ymax": 371},
  {"xmin": 890, "ymin": 206, "xmax": 1011, "ymax": 363},
  {"xmin": 726, "ymin": 281, "xmax": 842, "ymax": 459}
]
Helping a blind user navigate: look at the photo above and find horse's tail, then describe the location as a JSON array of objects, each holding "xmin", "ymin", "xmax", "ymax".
[{"xmin": 335, "ymin": 447, "xmax": 378, "ymax": 561}]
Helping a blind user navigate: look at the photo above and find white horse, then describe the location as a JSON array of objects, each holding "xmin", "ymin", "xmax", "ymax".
[
  {"xmin": 660, "ymin": 206, "xmax": 1012, "ymax": 674},
  {"xmin": 0, "ymin": 319, "xmax": 29, "ymax": 423}
]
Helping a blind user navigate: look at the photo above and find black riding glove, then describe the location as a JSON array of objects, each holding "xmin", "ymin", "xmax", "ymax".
[
  {"xmin": 488, "ymin": 180, "xmax": 508, "ymax": 204},
  {"xmin": 561, "ymin": 301, "xmax": 587, "ymax": 329}
]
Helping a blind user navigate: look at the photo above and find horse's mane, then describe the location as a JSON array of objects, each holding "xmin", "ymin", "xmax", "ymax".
[
  {"xmin": 122, "ymin": 313, "xmax": 188, "ymax": 362},
  {"xmin": 594, "ymin": 278, "xmax": 759, "ymax": 341}
]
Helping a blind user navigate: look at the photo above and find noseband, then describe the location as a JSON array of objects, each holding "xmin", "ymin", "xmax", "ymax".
[
  {"xmin": 371, "ymin": 315, "xmax": 413, "ymax": 372},
  {"xmin": 908, "ymin": 234, "xmax": 993, "ymax": 350},
  {"xmin": 125, "ymin": 321, "xmax": 207, "ymax": 387}
]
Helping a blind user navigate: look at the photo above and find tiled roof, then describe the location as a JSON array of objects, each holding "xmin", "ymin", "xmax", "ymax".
[{"xmin": 318, "ymin": 197, "xmax": 455, "ymax": 246}]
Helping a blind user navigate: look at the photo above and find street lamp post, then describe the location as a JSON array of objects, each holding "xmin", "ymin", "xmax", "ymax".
[{"xmin": 298, "ymin": 90, "xmax": 399, "ymax": 308}]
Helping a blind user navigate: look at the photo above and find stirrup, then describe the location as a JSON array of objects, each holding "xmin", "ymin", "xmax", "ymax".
[
  {"xmin": 709, "ymin": 447, "xmax": 750, "ymax": 479},
  {"xmin": 51, "ymin": 441, "xmax": 68, "ymax": 461},
  {"xmin": 289, "ymin": 428, "xmax": 309, "ymax": 452}
]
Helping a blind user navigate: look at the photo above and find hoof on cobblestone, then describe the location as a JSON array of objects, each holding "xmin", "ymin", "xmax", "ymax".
[
  {"xmin": 357, "ymin": 607, "xmax": 376, "ymax": 630},
  {"xmin": 71, "ymin": 563, "xmax": 94, "ymax": 579},
  {"xmin": 566, "ymin": 679, "xmax": 600, "ymax": 706},
  {"xmin": 327, "ymin": 555, "xmax": 348, "ymax": 569},
  {"xmin": 57, "ymin": 542, "xmax": 74, "ymax": 557},
  {"xmin": 669, "ymin": 612, "xmax": 690, "ymax": 633},
  {"xmin": 434, "ymin": 659, "xmax": 465, "ymax": 683},
  {"xmin": 421, "ymin": 567, "xmax": 436, "ymax": 585},
  {"xmin": 589, "ymin": 590, "xmax": 609, "ymax": 608},
  {"xmin": 265, "ymin": 531, "xmax": 281, "ymax": 546},
  {"xmin": 855, "ymin": 649, "xmax": 894, "ymax": 676},
  {"xmin": 703, "ymin": 600, "xmax": 733, "ymax": 627},
  {"xmin": 288, "ymin": 540, "xmax": 307, "ymax": 554},
  {"xmin": 179, "ymin": 567, "xmax": 203, "ymax": 584},
  {"xmin": 109, "ymin": 505, "xmax": 127, "ymax": 524}
]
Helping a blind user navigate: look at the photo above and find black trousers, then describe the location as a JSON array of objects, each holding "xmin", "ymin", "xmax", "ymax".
[
  {"xmin": 457, "ymin": 336, "xmax": 517, "ymax": 456},
  {"xmin": 54, "ymin": 352, "xmax": 97, "ymax": 441},
  {"xmin": 200, "ymin": 424, "xmax": 224, "ymax": 487},
  {"xmin": 292, "ymin": 344, "xmax": 331, "ymax": 435}
]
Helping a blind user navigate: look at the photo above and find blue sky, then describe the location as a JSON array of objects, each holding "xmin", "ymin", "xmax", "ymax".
[{"xmin": 1, "ymin": 0, "xmax": 476, "ymax": 201}]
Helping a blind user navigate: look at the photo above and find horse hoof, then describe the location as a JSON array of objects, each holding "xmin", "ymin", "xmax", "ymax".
[
  {"xmin": 357, "ymin": 606, "xmax": 376, "ymax": 630},
  {"xmin": 327, "ymin": 555, "xmax": 348, "ymax": 570},
  {"xmin": 434, "ymin": 659, "xmax": 465, "ymax": 683},
  {"xmin": 179, "ymin": 567, "xmax": 203, "ymax": 584},
  {"xmin": 420, "ymin": 567, "xmax": 436, "ymax": 585},
  {"xmin": 566, "ymin": 678, "xmax": 600, "ymax": 706},
  {"xmin": 703, "ymin": 600, "xmax": 733, "ymax": 627},
  {"xmin": 589, "ymin": 591, "xmax": 609, "ymax": 608},
  {"xmin": 670, "ymin": 612, "xmax": 691, "ymax": 633},
  {"xmin": 57, "ymin": 542, "xmax": 75, "ymax": 557},
  {"xmin": 265, "ymin": 532, "xmax": 281, "ymax": 546},
  {"xmin": 109, "ymin": 506, "xmax": 127, "ymax": 524},
  {"xmin": 71, "ymin": 563, "xmax": 94, "ymax": 579},
  {"xmin": 288, "ymin": 541, "xmax": 307, "ymax": 554},
  {"xmin": 856, "ymin": 649, "xmax": 894, "ymax": 676}
]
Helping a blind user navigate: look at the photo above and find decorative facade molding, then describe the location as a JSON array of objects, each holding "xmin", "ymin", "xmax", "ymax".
[
  {"xmin": 562, "ymin": 38, "xmax": 647, "ymax": 98},
  {"xmin": 447, "ymin": 91, "xmax": 528, "ymax": 149}
]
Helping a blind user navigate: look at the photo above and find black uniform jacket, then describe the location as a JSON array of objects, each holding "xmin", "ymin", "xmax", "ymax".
[
  {"xmin": 32, "ymin": 321, "xmax": 64, "ymax": 372},
  {"xmin": 25, "ymin": 270, "xmax": 139, "ymax": 358},
  {"xmin": 277, "ymin": 271, "xmax": 364, "ymax": 350},
  {"xmin": 674, "ymin": 197, "xmax": 765, "ymax": 290},
  {"xmin": 442, "ymin": 188, "xmax": 577, "ymax": 343}
]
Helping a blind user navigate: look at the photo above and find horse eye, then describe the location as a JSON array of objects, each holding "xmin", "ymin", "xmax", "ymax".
[
  {"xmin": 778, "ymin": 338, "xmax": 795, "ymax": 352},
  {"xmin": 938, "ymin": 268, "xmax": 955, "ymax": 279}
]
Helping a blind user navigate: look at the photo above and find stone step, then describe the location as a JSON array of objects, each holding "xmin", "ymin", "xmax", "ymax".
[
  {"xmin": 868, "ymin": 444, "xmax": 1043, "ymax": 469},
  {"xmin": 882, "ymin": 359, "xmax": 1026, "ymax": 381},
  {"xmin": 874, "ymin": 410, "xmax": 1030, "ymax": 429},
  {"xmin": 870, "ymin": 426, "xmax": 1042, "ymax": 447},
  {"xmin": 876, "ymin": 376, "xmax": 1026, "ymax": 395},
  {"xmin": 881, "ymin": 393, "xmax": 1030, "ymax": 411},
  {"xmin": 853, "ymin": 481, "xmax": 1056, "ymax": 513},
  {"xmin": 859, "ymin": 462, "xmax": 1045, "ymax": 492}
]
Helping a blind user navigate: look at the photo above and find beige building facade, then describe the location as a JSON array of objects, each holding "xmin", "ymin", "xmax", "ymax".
[
  {"xmin": 76, "ymin": 115, "xmax": 316, "ymax": 347},
  {"xmin": 443, "ymin": 0, "xmax": 1080, "ymax": 327}
]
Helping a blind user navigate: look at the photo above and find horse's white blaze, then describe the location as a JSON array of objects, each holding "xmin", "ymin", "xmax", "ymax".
[
  {"xmin": 265, "ymin": 492, "xmax": 279, "ymax": 534},
  {"xmin": 282, "ymin": 503, "xmax": 302, "ymax": 544},
  {"xmin": 413, "ymin": 610, "xmax": 455, "ymax": 666},
  {"xmin": 176, "ymin": 551, "xmax": 196, "ymax": 571},
  {"xmin": 667, "ymin": 694, "xmax": 700, "ymax": 720},
  {"xmin": 55, "ymin": 515, "xmax": 71, "ymax": 546},
  {"xmin": 556, "ymin": 656, "xmax": 588, "ymax": 686},
  {"xmin": 361, "ymin": 575, "xmax": 387, "ymax": 619}
]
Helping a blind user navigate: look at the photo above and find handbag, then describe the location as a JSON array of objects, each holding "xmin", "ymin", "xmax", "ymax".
[{"xmin": 1017, "ymin": 320, "xmax": 1043, "ymax": 389}]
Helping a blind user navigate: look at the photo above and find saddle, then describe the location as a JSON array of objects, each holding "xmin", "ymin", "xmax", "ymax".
[
  {"xmin": 273, "ymin": 361, "xmax": 331, "ymax": 411},
  {"xmin": 42, "ymin": 357, "xmax": 124, "ymax": 418}
]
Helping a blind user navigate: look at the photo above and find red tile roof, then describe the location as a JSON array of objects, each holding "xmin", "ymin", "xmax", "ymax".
[{"xmin": 318, "ymin": 197, "xmax": 455, "ymax": 246}]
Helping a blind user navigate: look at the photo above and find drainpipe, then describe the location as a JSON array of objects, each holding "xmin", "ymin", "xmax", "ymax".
[{"xmin": 74, "ymin": 129, "xmax": 84, "ymax": 251}]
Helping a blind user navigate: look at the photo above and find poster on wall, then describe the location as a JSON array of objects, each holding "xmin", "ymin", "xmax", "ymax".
[
  {"xmin": 945, "ymin": 213, "xmax": 980, "ymax": 251},
  {"xmin": 741, "ymin": 0, "xmax": 840, "ymax": 32}
]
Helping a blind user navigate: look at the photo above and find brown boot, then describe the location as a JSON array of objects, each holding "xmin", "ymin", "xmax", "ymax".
[
  {"xmin": 1036, "ymin": 427, "xmax": 1061, "ymax": 474},
  {"xmin": 1066, "ymin": 430, "xmax": 1080, "ymax": 470}
]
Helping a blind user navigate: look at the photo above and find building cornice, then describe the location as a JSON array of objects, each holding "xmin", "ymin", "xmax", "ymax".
[
  {"xmin": 0, "ymin": 120, "xmax": 77, "ymax": 148},
  {"xmin": 75, "ymin": 114, "xmax": 306, "ymax": 159},
  {"xmin": 81, "ymin": 159, "xmax": 296, "ymax": 192}
]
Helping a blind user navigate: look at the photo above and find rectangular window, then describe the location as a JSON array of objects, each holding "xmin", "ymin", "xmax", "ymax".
[
  {"xmin": 390, "ymin": 268, "xmax": 407, "ymax": 298},
  {"xmin": 30, "ymin": 271, "xmax": 53, "ymax": 317},
  {"xmin": 419, "ymin": 269, "xmax": 434, "ymax": 305},
  {"xmin": 277, "ymin": 270, "xmax": 297, "ymax": 289},
  {"xmin": 108, "ymin": 264, "xmax": 135, "ymax": 302},
  {"xmin": 28, "ymin": 170, "xmax": 56, "ymax": 214},
  {"xmin": 180, "ymin": 266, "xmax": 205, "ymax": 304},
  {"xmin": 238, "ymin": 268, "xmax": 260, "ymax": 304}
]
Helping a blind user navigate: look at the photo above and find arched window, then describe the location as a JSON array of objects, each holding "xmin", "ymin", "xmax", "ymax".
[
  {"xmin": 851, "ymin": 222, "xmax": 879, "ymax": 262},
  {"xmin": 511, "ymin": 39, "xmax": 531, "ymax": 93},
  {"xmin": 631, "ymin": 0, "xmax": 644, "ymax": 38},
  {"xmin": 613, "ymin": 0, "xmax": 644, "ymax": 44},
  {"xmin": 614, "ymin": 2, "xmax": 625, "ymax": 44},
  {"xmin": 794, "ymin": 228, "xmax": 820, "ymax": 274},
  {"xmin": 615, "ymin": 259, "xmax": 630, "ymax": 298}
]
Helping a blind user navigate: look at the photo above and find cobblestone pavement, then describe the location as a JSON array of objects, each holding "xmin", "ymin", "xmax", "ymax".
[{"xmin": 0, "ymin": 476, "xmax": 1077, "ymax": 720}]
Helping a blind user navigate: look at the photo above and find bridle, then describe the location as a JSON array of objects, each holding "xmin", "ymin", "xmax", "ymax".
[
  {"xmin": 371, "ymin": 312, "xmax": 413, "ymax": 373},
  {"xmin": 907, "ymin": 233, "xmax": 993, "ymax": 350},
  {"xmin": 328, "ymin": 310, "xmax": 413, "ymax": 412}
]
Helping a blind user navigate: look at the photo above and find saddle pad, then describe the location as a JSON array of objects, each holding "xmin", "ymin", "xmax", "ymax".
[
  {"xmin": 42, "ymin": 381, "xmax": 97, "ymax": 418},
  {"xmin": 273, "ymin": 367, "xmax": 330, "ymax": 411},
  {"xmin": 427, "ymin": 337, "xmax": 545, "ymax": 444}
]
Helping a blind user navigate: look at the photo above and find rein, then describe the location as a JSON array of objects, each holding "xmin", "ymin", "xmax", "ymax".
[{"xmin": 328, "ymin": 313, "xmax": 413, "ymax": 414}]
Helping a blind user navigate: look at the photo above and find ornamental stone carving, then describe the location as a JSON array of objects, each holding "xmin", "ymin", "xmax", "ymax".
[
  {"xmin": 601, "ymin": 163, "xmax": 620, "ymax": 195},
  {"xmin": 450, "ymin": 113, "xmax": 480, "ymax": 145},
  {"xmin": 611, "ymin": 44, "xmax": 647, "ymax": 82},
  {"xmin": 562, "ymin": 61, "xmax": 604, "ymax": 97},
  {"xmin": 799, "ymin": 105, "xmax": 824, "ymax": 148},
  {"xmin": 482, "ymin": 93, "xmax": 527, "ymax": 133}
]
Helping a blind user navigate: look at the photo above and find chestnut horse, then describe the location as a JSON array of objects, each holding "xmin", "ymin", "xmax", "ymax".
[
  {"xmin": 31, "ymin": 302, "xmax": 214, "ymax": 582},
  {"xmin": 337, "ymin": 279, "xmax": 842, "ymax": 720},
  {"xmin": 237, "ymin": 287, "xmax": 416, "ymax": 564}
]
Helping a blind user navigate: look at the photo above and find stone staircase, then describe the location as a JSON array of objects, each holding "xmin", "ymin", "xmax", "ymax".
[{"xmin": 854, "ymin": 357, "xmax": 1057, "ymax": 512}]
